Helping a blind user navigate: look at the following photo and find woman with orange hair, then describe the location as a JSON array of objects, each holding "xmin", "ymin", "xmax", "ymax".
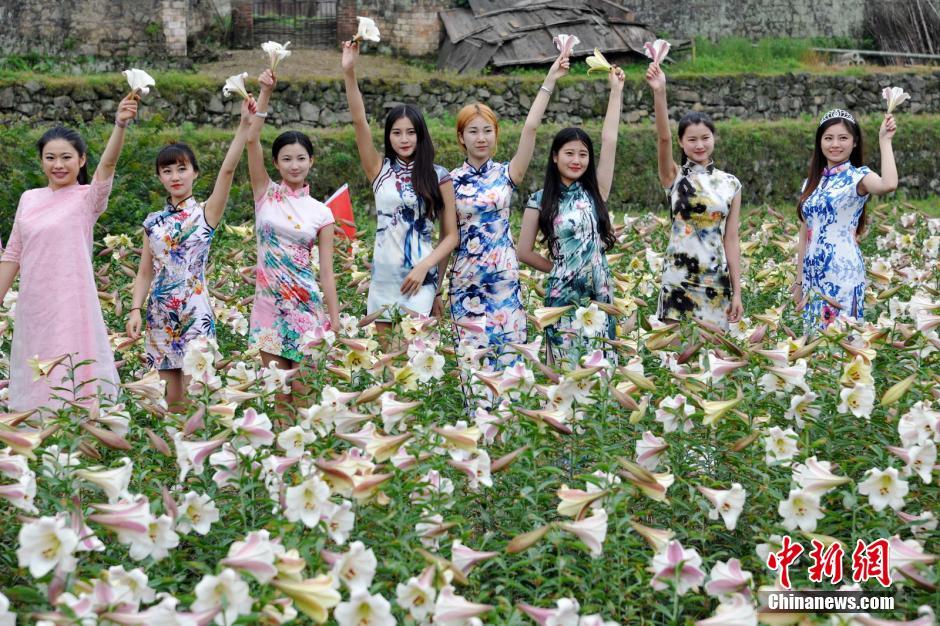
[{"xmin": 447, "ymin": 50, "xmax": 570, "ymax": 370}]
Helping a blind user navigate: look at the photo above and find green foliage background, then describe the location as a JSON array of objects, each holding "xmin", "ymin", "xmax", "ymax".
[{"xmin": 2, "ymin": 114, "xmax": 937, "ymax": 239}]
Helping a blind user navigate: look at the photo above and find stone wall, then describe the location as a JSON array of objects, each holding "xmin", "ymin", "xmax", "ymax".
[
  {"xmin": 629, "ymin": 0, "xmax": 865, "ymax": 40},
  {"xmin": 337, "ymin": 0, "xmax": 450, "ymax": 56},
  {"xmin": 0, "ymin": 0, "xmax": 227, "ymax": 58},
  {"xmin": 3, "ymin": 71, "xmax": 936, "ymax": 129}
]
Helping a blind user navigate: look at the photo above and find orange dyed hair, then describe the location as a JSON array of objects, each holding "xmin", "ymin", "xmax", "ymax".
[{"xmin": 455, "ymin": 103, "xmax": 500, "ymax": 152}]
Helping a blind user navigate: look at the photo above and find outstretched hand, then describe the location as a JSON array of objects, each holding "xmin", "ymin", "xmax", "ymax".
[
  {"xmin": 880, "ymin": 113, "xmax": 897, "ymax": 141},
  {"xmin": 609, "ymin": 65, "xmax": 625, "ymax": 91},
  {"xmin": 645, "ymin": 63, "xmax": 666, "ymax": 92},
  {"xmin": 341, "ymin": 41, "xmax": 360, "ymax": 72},
  {"xmin": 259, "ymin": 69, "xmax": 277, "ymax": 92},
  {"xmin": 239, "ymin": 95, "xmax": 258, "ymax": 125},
  {"xmin": 547, "ymin": 51, "xmax": 570, "ymax": 82},
  {"xmin": 116, "ymin": 93, "xmax": 139, "ymax": 124}
]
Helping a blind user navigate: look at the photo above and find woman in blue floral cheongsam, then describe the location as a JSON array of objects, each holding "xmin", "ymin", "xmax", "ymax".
[{"xmin": 794, "ymin": 108, "xmax": 898, "ymax": 332}]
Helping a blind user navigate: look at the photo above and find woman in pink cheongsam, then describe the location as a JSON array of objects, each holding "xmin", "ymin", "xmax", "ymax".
[
  {"xmin": 0, "ymin": 94, "xmax": 138, "ymax": 412},
  {"xmin": 246, "ymin": 70, "xmax": 341, "ymax": 408}
]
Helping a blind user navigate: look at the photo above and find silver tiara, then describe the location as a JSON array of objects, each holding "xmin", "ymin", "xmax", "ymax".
[{"xmin": 820, "ymin": 108, "xmax": 856, "ymax": 126}]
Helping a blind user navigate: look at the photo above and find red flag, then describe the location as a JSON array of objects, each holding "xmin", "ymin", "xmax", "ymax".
[{"xmin": 325, "ymin": 183, "xmax": 356, "ymax": 241}]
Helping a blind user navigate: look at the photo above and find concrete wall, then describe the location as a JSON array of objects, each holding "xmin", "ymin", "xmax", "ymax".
[
  {"xmin": 0, "ymin": 0, "xmax": 226, "ymax": 57},
  {"xmin": 629, "ymin": 0, "xmax": 865, "ymax": 40}
]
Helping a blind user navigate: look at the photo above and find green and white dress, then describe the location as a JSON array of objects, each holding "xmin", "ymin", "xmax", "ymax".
[{"xmin": 527, "ymin": 182, "xmax": 615, "ymax": 367}]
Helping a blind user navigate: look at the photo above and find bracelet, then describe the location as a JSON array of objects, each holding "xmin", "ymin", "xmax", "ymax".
[
  {"xmin": 129, "ymin": 306, "xmax": 143, "ymax": 312},
  {"xmin": 539, "ymin": 85, "xmax": 553, "ymax": 96},
  {"xmin": 254, "ymin": 111, "xmax": 269, "ymax": 118},
  {"xmin": 115, "ymin": 118, "xmax": 129, "ymax": 128}
]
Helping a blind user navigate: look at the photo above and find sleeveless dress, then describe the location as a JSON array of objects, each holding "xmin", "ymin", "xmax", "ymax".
[
  {"xmin": 658, "ymin": 161, "xmax": 741, "ymax": 330},
  {"xmin": 526, "ymin": 182, "xmax": 615, "ymax": 368},
  {"xmin": 142, "ymin": 196, "xmax": 216, "ymax": 370},
  {"xmin": 367, "ymin": 157, "xmax": 452, "ymax": 320},
  {"xmin": 2, "ymin": 176, "xmax": 120, "ymax": 410},
  {"xmin": 249, "ymin": 180, "xmax": 335, "ymax": 361},
  {"xmin": 449, "ymin": 159, "xmax": 525, "ymax": 370},
  {"xmin": 799, "ymin": 162, "xmax": 872, "ymax": 331}
]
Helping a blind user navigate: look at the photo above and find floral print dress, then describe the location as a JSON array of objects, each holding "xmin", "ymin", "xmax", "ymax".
[
  {"xmin": 249, "ymin": 180, "xmax": 335, "ymax": 361},
  {"xmin": 449, "ymin": 159, "xmax": 526, "ymax": 369},
  {"xmin": 658, "ymin": 161, "xmax": 741, "ymax": 330},
  {"xmin": 800, "ymin": 162, "xmax": 872, "ymax": 331},
  {"xmin": 143, "ymin": 196, "xmax": 216, "ymax": 370},
  {"xmin": 367, "ymin": 157, "xmax": 452, "ymax": 320},
  {"xmin": 527, "ymin": 182, "xmax": 615, "ymax": 367}
]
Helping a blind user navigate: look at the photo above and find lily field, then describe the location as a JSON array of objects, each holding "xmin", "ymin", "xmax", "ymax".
[{"xmin": 0, "ymin": 199, "xmax": 938, "ymax": 625}]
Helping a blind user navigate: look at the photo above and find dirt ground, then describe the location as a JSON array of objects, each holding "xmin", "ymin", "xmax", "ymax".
[{"xmin": 197, "ymin": 48, "xmax": 445, "ymax": 81}]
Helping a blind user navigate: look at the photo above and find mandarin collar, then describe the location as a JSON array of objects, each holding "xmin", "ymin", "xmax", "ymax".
[
  {"xmin": 560, "ymin": 180, "xmax": 583, "ymax": 196},
  {"xmin": 681, "ymin": 160, "xmax": 715, "ymax": 176},
  {"xmin": 394, "ymin": 157, "xmax": 414, "ymax": 173},
  {"xmin": 464, "ymin": 158, "xmax": 494, "ymax": 176},
  {"xmin": 823, "ymin": 161, "xmax": 851, "ymax": 177},
  {"xmin": 278, "ymin": 181, "xmax": 310, "ymax": 198},
  {"xmin": 165, "ymin": 195, "xmax": 198, "ymax": 212}
]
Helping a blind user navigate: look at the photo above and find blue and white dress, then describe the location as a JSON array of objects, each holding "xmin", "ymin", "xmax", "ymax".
[
  {"xmin": 367, "ymin": 157, "xmax": 452, "ymax": 319},
  {"xmin": 449, "ymin": 159, "xmax": 526, "ymax": 369},
  {"xmin": 800, "ymin": 162, "xmax": 872, "ymax": 330}
]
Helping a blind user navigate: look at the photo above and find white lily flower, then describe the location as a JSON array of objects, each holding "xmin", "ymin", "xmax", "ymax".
[
  {"xmin": 261, "ymin": 40, "xmax": 291, "ymax": 72},
  {"xmin": 858, "ymin": 467, "xmax": 909, "ymax": 511},
  {"xmin": 882, "ymin": 86, "xmax": 910, "ymax": 114},
  {"xmin": 355, "ymin": 16, "xmax": 381, "ymax": 43},
  {"xmin": 643, "ymin": 39, "xmax": 671, "ymax": 64},
  {"xmin": 553, "ymin": 34, "xmax": 580, "ymax": 57},
  {"xmin": 222, "ymin": 72, "xmax": 250, "ymax": 100},
  {"xmin": 123, "ymin": 68, "xmax": 156, "ymax": 96}
]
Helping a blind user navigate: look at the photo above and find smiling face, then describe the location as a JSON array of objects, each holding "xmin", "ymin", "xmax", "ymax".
[
  {"xmin": 389, "ymin": 116, "xmax": 417, "ymax": 161},
  {"xmin": 274, "ymin": 142, "xmax": 313, "ymax": 188},
  {"xmin": 459, "ymin": 114, "xmax": 497, "ymax": 162},
  {"xmin": 678, "ymin": 122, "xmax": 715, "ymax": 164},
  {"xmin": 553, "ymin": 140, "xmax": 590, "ymax": 184},
  {"xmin": 820, "ymin": 121, "xmax": 856, "ymax": 166},
  {"xmin": 158, "ymin": 158, "xmax": 198, "ymax": 202},
  {"xmin": 41, "ymin": 139, "xmax": 86, "ymax": 189}
]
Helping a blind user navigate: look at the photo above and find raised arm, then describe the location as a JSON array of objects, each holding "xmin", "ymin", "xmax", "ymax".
[
  {"xmin": 246, "ymin": 70, "xmax": 276, "ymax": 200},
  {"xmin": 596, "ymin": 66, "xmax": 625, "ymax": 201},
  {"xmin": 400, "ymin": 181, "xmax": 459, "ymax": 297},
  {"xmin": 204, "ymin": 97, "xmax": 257, "ymax": 228},
  {"xmin": 341, "ymin": 41, "xmax": 383, "ymax": 182},
  {"xmin": 723, "ymin": 191, "xmax": 743, "ymax": 323},
  {"xmin": 518, "ymin": 207, "xmax": 553, "ymax": 274},
  {"xmin": 858, "ymin": 114, "xmax": 898, "ymax": 196},
  {"xmin": 126, "ymin": 229, "xmax": 155, "ymax": 340},
  {"xmin": 94, "ymin": 93, "xmax": 139, "ymax": 183},
  {"xmin": 508, "ymin": 52, "xmax": 569, "ymax": 185},
  {"xmin": 645, "ymin": 63, "xmax": 679, "ymax": 189}
]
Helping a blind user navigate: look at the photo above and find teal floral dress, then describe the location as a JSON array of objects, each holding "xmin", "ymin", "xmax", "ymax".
[{"xmin": 527, "ymin": 182, "xmax": 615, "ymax": 367}]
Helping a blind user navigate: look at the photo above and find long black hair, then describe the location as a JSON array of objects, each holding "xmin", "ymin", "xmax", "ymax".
[
  {"xmin": 37, "ymin": 127, "xmax": 89, "ymax": 185},
  {"xmin": 677, "ymin": 112, "xmax": 717, "ymax": 165},
  {"xmin": 797, "ymin": 115, "xmax": 865, "ymax": 234},
  {"xmin": 383, "ymin": 104, "xmax": 444, "ymax": 221},
  {"xmin": 538, "ymin": 127, "xmax": 616, "ymax": 255}
]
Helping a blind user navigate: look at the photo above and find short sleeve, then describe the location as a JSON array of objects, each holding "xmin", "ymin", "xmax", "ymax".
[
  {"xmin": 1, "ymin": 196, "xmax": 25, "ymax": 264},
  {"xmin": 316, "ymin": 201, "xmax": 336, "ymax": 232},
  {"xmin": 854, "ymin": 166, "xmax": 873, "ymax": 197},
  {"xmin": 254, "ymin": 179, "xmax": 277, "ymax": 205},
  {"xmin": 729, "ymin": 174, "xmax": 742, "ymax": 197},
  {"xmin": 525, "ymin": 189, "xmax": 543, "ymax": 212},
  {"xmin": 434, "ymin": 164, "xmax": 452, "ymax": 185},
  {"xmin": 86, "ymin": 172, "xmax": 114, "ymax": 220},
  {"xmin": 500, "ymin": 161, "xmax": 517, "ymax": 190}
]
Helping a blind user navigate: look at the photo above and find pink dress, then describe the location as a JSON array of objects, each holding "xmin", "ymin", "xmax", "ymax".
[
  {"xmin": 1, "ymin": 176, "xmax": 120, "ymax": 411},
  {"xmin": 249, "ymin": 180, "xmax": 334, "ymax": 362}
]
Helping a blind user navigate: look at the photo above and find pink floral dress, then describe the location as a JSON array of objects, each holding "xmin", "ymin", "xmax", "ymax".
[
  {"xmin": 2, "ymin": 176, "xmax": 119, "ymax": 411},
  {"xmin": 249, "ymin": 180, "xmax": 334, "ymax": 362}
]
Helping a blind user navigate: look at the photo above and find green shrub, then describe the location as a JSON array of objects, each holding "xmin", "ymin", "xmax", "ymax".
[{"xmin": 1, "ymin": 114, "xmax": 937, "ymax": 238}]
